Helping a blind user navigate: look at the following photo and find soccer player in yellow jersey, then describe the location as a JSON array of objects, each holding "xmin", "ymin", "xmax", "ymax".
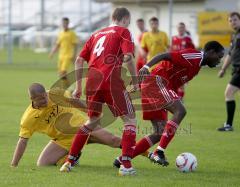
[
  {"xmin": 49, "ymin": 17, "xmax": 78, "ymax": 88},
  {"xmin": 11, "ymin": 83, "xmax": 122, "ymax": 167},
  {"xmin": 140, "ymin": 17, "xmax": 169, "ymax": 62}
]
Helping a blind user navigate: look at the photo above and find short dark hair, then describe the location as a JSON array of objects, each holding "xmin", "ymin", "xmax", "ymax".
[
  {"xmin": 149, "ymin": 17, "xmax": 159, "ymax": 22},
  {"xmin": 28, "ymin": 83, "xmax": 46, "ymax": 95},
  {"xmin": 178, "ymin": 22, "xmax": 185, "ymax": 26},
  {"xmin": 112, "ymin": 7, "xmax": 130, "ymax": 21},
  {"xmin": 62, "ymin": 17, "xmax": 69, "ymax": 22},
  {"xmin": 137, "ymin": 18, "xmax": 144, "ymax": 23},
  {"xmin": 229, "ymin": 12, "xmax": 240, "ymax": 19},
  {"xmin": 204, "ymin": 41, "xmax": 224, "ymax": 53}
]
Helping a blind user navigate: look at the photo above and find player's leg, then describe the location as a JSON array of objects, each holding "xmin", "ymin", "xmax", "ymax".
[
  {"xmin": 218, "ymin": 83, "xmax": 239, "ymax": 131},
  {"xmin": 60, "ymin": 92, "xmax": 103, "ymax": 172},
  {"xmin": 88, "ymin": 126, "xmax": 121, "ymax": 148},
  {"xmin": 118, "ymin": 113, "xmax": 137, "ymax": 175},
  {"xmin": 151, "ymin": 99, "xmax": 186, "ymax": 166},
  {"xmin": 113, "ymin": 119, "xmax": 166, "ymax": 168},
  {"xmin": 131, "ymin": 110, "xmax": 167, "ymax": 159},
  {"xmin": 107, "ymin": 85, "xmax": 137, "ymax": 175},
  {"xmin": 37, "ymin": 141, "xmax": 68, "ymax": 166},
  {"xmin": 60, "ymin": 117, "xmax": 100, "ymax": 172}
]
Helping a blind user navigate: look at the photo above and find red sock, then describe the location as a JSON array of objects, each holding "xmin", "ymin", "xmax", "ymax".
[
  {"xmin": 67, "ymin": 125, "xmax": 91, "ymax": 165},
  {"xmin": 132, "ymin": 136, "xmax": 153, "ymax": 158},
  {"xmin": 121, "ymin": 124, "xmax": 136, "ymax": 168},
  {"xmin": 157, "ymin": 120, "xmax": 179, "ymax": 151}
]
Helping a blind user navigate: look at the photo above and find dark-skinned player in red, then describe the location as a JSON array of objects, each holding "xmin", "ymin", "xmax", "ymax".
[{"xmin": 113, "ymin": 41, "xmax": 224, "ymax": 167}]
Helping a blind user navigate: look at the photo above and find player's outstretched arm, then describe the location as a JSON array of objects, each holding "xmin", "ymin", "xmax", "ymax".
[
  {"xmin": 11, "ymin": 137, "xmax": 29, "ymax": 167},
  {"xmin": 218, "ymin": 54, "xmax": 231, "ymax": 78},
  {"xmin": 49, "ymin": 43, "xmax": 60, "ymax": 59},
  {"xmin": 124, "ymin": 53, "xmax": 139, "ymax": 92},
  {"xmin": 72, "ymin": 57, "xmax": 85, "ymax": 98},
  {"xmin": 67, "ymin": 98, "xmax": 87, "ymax": 113},
  {"xmin": 138, "ymin": 53, "xmax": 171, "ymax": 83}
]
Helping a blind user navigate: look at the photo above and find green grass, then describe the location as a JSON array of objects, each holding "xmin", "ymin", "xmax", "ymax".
[{"xmin": 0, "ymin": 49, "xmax": 240, "ymax": 186}]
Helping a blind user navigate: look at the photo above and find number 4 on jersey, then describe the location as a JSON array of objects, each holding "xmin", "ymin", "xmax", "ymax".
[{"xmin": 93, "ymin": 36, "xmax": 106, "ymax": 57}]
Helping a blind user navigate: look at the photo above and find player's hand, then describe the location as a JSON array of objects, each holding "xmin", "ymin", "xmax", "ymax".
[
  {"xmin": 218, "ymin": 69, "xmax": 225, "ymax": 78},
  {"xmin": 139, "ymin": 66, "xmax": 150, "ymax": 83},
  {"xmin": 72, "ymin": 89, "xmax": 82, "ymax": 99},
  {"xmin": 128, "ymin": 84, "xmax": 140, "ymax": 93}
]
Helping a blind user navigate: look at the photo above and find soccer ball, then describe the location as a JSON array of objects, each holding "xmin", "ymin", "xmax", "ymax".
[{"xmin": 175, "ymin": 152, "xmax": 197, "ymax": 172}]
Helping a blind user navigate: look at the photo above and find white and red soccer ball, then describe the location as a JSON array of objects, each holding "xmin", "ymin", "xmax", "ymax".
[{"xmin": 176, "ymin": 152, "xmax": 197, "ymax": 172}]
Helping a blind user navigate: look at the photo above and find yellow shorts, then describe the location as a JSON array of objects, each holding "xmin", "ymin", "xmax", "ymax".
[
  {"xmin": 58, "ymin": 57, "xmax": 73, "ymax": 73},
  {"xmin": 52, "ymin": 134, "xmax": 90, "ymax": 151},
  {"xmin": 52, "ymin": 137, "xmax": 74, "ymax": 151}
]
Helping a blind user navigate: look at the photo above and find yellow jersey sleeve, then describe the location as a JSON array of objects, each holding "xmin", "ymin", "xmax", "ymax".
[
  {"xmin": 71, "ymin": 32, "xmax": 78, "ymax": 45},
  {"xmin": 56, "ymin": 32, "xmax": 62, "ymax": 45},
  {"xmin": 19, "ymin": 107, "xmax": 37, "ymax": 138},
  {"xmin": 140, "ymin": 33, "xmax": 147, "ymax": 49}
]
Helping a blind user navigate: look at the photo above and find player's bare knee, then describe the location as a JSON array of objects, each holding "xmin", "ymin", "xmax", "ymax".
[
  {"xmin": 225, "ymin": 89, "xmax": 234, "ymax": 101},
  {"xmin": 176, "ymin": 105, "xmax": 186, "ymax": 119},
  {"xmin": 37, "ymin": 159, "xmax": 46, "ymax": 167},
  {"xmin": 111, "ymin": 136, "xmax": 121, "ymax": 148}
]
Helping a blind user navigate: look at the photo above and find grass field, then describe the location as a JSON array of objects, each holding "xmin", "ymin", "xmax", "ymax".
[{"xmin": 0, "ymin": 49, "xmax": 240, "ymax": 187}]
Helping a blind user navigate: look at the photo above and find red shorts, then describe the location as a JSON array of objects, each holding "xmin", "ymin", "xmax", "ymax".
[
  {"xmin": 141, "ymin": 75, "xmax": 179, "ymax": 120},
  {"xmin": 86, "ymin": 81, "xmax": 135, "ymax": 118}
]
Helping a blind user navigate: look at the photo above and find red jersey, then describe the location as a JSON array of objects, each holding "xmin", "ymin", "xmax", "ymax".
[
  {"xmin": 136, "ymin": 31, "xmax": 147, "ymax": 71},
  {"xmin": 151, "ymin": 49, "xmax": 203, "ymax": 90},
  {"xmin": 80, "ymin": 25, "xmax": 134, "ymax": 87},
  {"xmin": 171, "ymin": 35, "xmax": 195, "ymax": 51}
]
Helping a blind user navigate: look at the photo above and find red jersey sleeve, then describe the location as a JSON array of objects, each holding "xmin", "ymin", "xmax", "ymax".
[
  {"xmin": 79, "ymin": 36, "xmax": 93, "ymax": 61},
  {"xmin": 120, "ymin": 29, "xmax": 135, "ymax": 55},
  {"xmin": 186, "ymin": 37, "xmax": 195, "ymax": 49},
  {"xmin": 170, "ymin": 49, "xmax": 202, "ymax": 68}
]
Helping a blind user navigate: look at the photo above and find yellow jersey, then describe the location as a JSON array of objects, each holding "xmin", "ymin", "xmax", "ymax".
[
  {"xmin": 57, "ymin": 30, "xmax": 78, "ymax": 59},
  {"xmin": 19, "ymin": 91, "xmax": 86, "ymax": 145},
  {"xmin": 141, "ymin": 31, "xmax": 169, "ymax": 61}
]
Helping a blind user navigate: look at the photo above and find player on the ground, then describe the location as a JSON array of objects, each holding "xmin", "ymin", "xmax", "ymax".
[
  {"xmin": 114, "ymin": 41, "xmax": 224, "ymax": 167},
  {"xmin": 11, "ymin": 83, "xmax": 122, "ymax": 167},
  {"xmin": 136, "ymin": 18, "xmax": 147, "ymax": 72},
  {"xmin": 171, "ymin": 22, "xmax": 195, "ymax": 99},
  {"xmin": 60, "ymin": 7, "xmax": 139, "ymax": 176},
  {"xmin": 49, "ymin": 17, "xmax": 78, "ymax": 89}
]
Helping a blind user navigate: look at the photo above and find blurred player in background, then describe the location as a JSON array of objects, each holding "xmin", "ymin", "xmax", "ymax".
[
  {"xmin": 11, "ymin": 83, "xmax": 122, "ymax": 167},
  {"xmin": 49, "ymin": 17, "xmax": 78, "ymax": 89},
  {"xmin": 133, "ymin": 41, "xmax": 224, "ymax": 166},
  {"xmin": 171, "ymin": 22, "xmax": 195, "ymax": 51},
  {"xmin": 218, "ymin": 12, "xmax": 240, "ymax": 131},
  {"xmin": 136, "ymin": 19, "xmax": 147, "ymax": 72},
  {"xmin": 141, "ymin": 17, "xmax": 169, "ymax": 62},
  {"xmin": 171, "ymin": 22, "xmax": 195, "ymax": 99},
  {"xmin": 60, "ymin": 7, "xmax": 139, "ymax": 176}
]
